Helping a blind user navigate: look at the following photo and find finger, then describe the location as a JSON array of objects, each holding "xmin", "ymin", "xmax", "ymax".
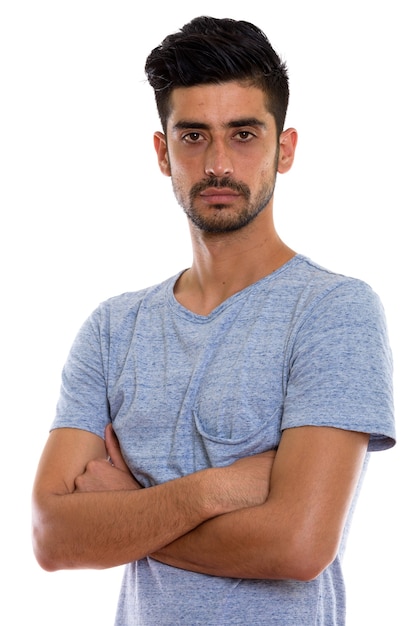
[{"xmin": 105, "ymin": 424, "xmax": 129, "ymax": 472}]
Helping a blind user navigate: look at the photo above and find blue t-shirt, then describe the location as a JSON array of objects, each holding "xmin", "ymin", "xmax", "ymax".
[{"xmin": 53, "ymin": 255, "xmax": 395, "ymax": 625}]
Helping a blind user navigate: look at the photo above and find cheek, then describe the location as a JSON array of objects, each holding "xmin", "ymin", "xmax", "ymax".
[
  {"xmin": 170, "ymin": 169, "xmax": 192, "ymax": 205},
  {"xmin": 169, "ymin": 167, "xmax": 186, "ymax": 191},
  {"xmin": 169, "ymin": 159, "xmax": 201, "ymax": 186},
  {"xmin": 250, "ymin": 156, "xmax": 276, "ymax": 182}
]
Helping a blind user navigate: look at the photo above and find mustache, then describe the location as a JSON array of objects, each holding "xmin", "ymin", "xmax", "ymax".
[{"xmin": 190, "ymin": 176, "xmax": 251, "ymax": 199}]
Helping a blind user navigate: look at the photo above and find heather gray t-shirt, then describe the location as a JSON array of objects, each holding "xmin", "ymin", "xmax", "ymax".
[{"xmin": 53, "ymin": 255, "xmax": 395, "ymax": 625}]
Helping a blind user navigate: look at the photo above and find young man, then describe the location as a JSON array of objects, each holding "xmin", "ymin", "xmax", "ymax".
[{"xmin": 32, "ymin": 16, "xmax": 395, "ymax": 625}]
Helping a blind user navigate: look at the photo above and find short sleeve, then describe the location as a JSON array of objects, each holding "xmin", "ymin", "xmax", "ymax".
[
  {"xmin": 51, "ymin": 305, "xmax": 111, "ymax": 439},
  {"xmin": 282, "ymin": 279, "xmax": 395, "ymax": 451}
]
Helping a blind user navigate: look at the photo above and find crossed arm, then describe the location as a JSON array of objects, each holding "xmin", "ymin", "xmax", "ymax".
[{"xmin": 32, "ymin": 423, "xmax": 369, "ymax": 581}]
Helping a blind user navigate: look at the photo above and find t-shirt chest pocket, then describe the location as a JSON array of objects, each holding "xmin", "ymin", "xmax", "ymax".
[{"xmin": 192, "ymin": 354, "xmax": 284, "ymax": 464}]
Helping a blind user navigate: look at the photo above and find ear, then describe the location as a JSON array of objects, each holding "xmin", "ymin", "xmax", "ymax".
[
  {"xmin": 277, "ymin": 128, "xmax": 298, "ymax": 174},
  {"xmin": 154, "ymin": 131, "xmax": 171, "ymax": 177}
]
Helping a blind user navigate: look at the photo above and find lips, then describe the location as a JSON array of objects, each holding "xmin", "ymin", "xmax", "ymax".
[
  {"xmin": 190, "ymin": 177, "xmax": 251, "ymax": 204},
  {"xmin": 200, "ymin": 188, "xmax": 241, "ymax": 203}
]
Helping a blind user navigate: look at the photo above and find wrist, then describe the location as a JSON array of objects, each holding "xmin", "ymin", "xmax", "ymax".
[{"xmin": 196, "ymin": 466, "xmax": 242, "ymax": 519}]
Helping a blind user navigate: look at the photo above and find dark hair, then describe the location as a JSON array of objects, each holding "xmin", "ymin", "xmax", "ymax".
[{"xmin": 145, "ymin": 16, "xmax": 289, "ymax": 135}]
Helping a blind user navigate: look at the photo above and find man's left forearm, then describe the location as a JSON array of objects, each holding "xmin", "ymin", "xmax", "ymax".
[
  {"xmin": 152, "ymin": 427, "xmax": 370, "ymax": 582},
  {"xmin": 150, "ymin": 501, "xmax": 292, "ymax": 580}
]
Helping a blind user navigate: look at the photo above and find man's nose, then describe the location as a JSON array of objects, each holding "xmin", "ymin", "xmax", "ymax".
[{"xmin": 204, "ymin": 140, "xmax": 233, "ymax": 177}]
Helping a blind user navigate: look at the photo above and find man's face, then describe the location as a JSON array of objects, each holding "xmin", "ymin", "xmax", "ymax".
[{"xmin": 155, "ymin": 82, "xmax": 282, "ymax": 234}]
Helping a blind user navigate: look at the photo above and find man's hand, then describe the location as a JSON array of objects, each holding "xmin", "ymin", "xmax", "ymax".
[
  {"xmin": 74, "ymin": 424, "xmax": 141, "ymax": 493},
  {"xmin": 151, "ymin": 427, "xmax": 370, "ymax": 581},
  {"xmin": 222, "ymin": 450, "xmax": 276, "ymax": 509},
  {"xmin": 33, "ymin": 427, "xmax": 276, "ymax": 571},
  {"xmin": 74, "ymin": 424, "xmax": 275, "ymax": 505}
]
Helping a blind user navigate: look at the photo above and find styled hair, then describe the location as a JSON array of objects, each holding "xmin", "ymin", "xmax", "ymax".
[{"xmin": 145, "ymin": 16, "xmax": 289, "ymax": 135}]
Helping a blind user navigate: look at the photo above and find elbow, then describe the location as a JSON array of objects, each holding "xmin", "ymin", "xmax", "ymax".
[
  {"xmin": 32, "ymin": 533, "xmax": 60, "ymax": 572},
  {"xmin": 32, "ymin": 507, "xmax": 107, "ymax": 572},
  {"xmin": 32, "ymin": 525, "xmax": 83, "ymax": 572},
  {"xmin": 289, "ymin": 550, "xmax": 336, "ymax": 582},
  {"xmin": 32, "ymin": 517, "xmax": 63, "ymax": 572},
  {"xmin": 34, "ymin": 551, "xmax": 61, "ymax": 573},
  {"xmin": 283, "ymin": 518, "xmax": 343, "ymax": 582},
  {"xmin": 293, "ymin": 539, "xmax": 337, "ymax": 582},
  {"xmin": 268, "ymin": 533, "xmax": 339, "ymax": 582},
  {"xmin": 32, "ymin": 501, "xmax": 69, "ymax": 572}
]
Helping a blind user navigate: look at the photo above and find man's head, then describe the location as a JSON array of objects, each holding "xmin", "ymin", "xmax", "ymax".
[{"xmin": 145, "ymin": 16, "xmax": 289, "ymax": 137}]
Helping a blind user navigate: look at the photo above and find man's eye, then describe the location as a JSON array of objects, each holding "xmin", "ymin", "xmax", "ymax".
[
  {"xmin": 184, "ymin": 132, "xmax": 202, "ymax": 142},
  {"xmin": 236, "ymin": 131, "xmax": 254, "ymax": 141}
]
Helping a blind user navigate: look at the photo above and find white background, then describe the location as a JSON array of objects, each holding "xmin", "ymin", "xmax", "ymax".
[{"xmin": 1, "ymin": 1, "xmax": 416, "ymax": 624}]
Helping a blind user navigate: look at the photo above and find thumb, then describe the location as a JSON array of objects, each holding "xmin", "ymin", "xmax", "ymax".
[{"xmin": 105, "ymin": 424, "xmax": 129, "ymax": 472}]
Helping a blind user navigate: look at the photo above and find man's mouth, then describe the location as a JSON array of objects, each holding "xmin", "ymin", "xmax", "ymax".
[
  {"xmin": 200, "ymin": 188, "xmax": 241, "ymax": 204},
  {"xmin": 190, "ymin": 177, "xmax": 251, "ymax": 205}
]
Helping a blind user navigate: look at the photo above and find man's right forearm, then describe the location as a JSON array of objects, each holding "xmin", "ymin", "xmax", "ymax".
[{"xmin": 33, "ymin": 464, "xmax": 256, "ymax": 571}]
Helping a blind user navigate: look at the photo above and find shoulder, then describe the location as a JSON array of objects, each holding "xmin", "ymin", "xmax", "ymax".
[
  {"xmin": 90, "ymin": 273, "xmax": 181, "ymax": 330},
  {"xmin": 68, "ymin": 273, "xmax": 182, "ymax": 355},
  {"xmin": 277, "ymin": 255, "xmax": 385, "ymax": 326},
  {"xmin": 286, "ymin": 255, "xmax": 376, "ymax": 295},
  {"xmin": 281, "ymin": 258, "xmax": 395, "ymax": 451}
]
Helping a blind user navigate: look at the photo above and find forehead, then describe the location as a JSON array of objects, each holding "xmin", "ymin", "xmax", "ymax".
[{"xmin": 166, "ymin": 81, "xmax": 273, "ymax": 129}]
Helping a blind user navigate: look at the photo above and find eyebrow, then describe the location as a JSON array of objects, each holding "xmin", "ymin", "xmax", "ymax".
[{"xmin": 172, "ymin": 118, "xmax": 267, "ymax": 131}]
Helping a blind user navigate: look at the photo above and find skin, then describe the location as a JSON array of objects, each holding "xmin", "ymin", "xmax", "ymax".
[
  {"xmin": 154, "ymin": 82, "xmax": 297, "ymax": 314},
  {"xmin": 32, "ymin": 425, "xmax": 276, "ymax": 570},
  {"xmin": 32, "ymin": 81, "xmax": 370, "ymax": 580}
]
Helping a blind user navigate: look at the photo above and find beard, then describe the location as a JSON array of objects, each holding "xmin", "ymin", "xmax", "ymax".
[{"xmin": 172, "ymin": 173, "xmax": 277, "ymax": 234}]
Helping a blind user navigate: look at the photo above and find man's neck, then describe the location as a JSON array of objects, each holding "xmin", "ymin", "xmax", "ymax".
[{"xmin": 174, "ymin": 219, "xmax": 295, "ymax": 316}]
